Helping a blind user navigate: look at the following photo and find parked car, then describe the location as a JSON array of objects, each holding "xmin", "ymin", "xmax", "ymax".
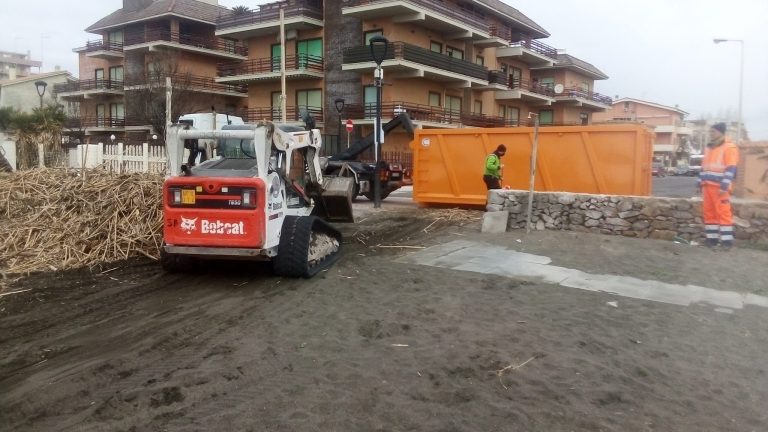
[
  {"xmin": 672, "ymin": 165, "xmax": 691, "ymax": 176},
  {"xmin": 652, "ymin": 163, "xmax": 667, "ymax": 177}
]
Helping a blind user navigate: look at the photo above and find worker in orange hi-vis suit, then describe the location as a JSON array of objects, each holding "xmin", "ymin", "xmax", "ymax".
[{"xmin": 698, "ymin": 122, "xmax": 739, "ymax": 249}]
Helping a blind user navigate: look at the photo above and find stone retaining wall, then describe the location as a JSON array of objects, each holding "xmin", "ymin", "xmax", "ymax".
[{"xmin": 486, "ymin": 190, "xmax": 768, "ymax": 247}]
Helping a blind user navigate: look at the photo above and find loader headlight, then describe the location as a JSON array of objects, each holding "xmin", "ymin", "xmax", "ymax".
[
  {"xmin": 170, "ymin": 188, "xmax": 182, "ymax": 205},
  {"xmin": 242, "ymin": 189, "xmax": 257, "ymax": 208}
]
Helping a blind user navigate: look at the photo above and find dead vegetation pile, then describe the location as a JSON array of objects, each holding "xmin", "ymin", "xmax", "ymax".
[{"xmin": 0, "ymin": 168, "xmax": 164, "ymax": 277}]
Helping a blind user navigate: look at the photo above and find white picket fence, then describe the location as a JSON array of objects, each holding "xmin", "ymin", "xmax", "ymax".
[{"xmin": 68, "ymin": 143, "xmax": 168, "ymax": 174}]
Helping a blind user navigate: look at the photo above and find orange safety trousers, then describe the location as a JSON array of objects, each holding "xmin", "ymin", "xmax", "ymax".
[{"xmin": 702, "ymin": 184, "xmax": 734, "ymax": 245}]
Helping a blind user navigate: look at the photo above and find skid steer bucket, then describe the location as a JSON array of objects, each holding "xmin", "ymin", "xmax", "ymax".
[{"xmin": 312, "ymin": 176, "xmax": 355, "ymax": 223}]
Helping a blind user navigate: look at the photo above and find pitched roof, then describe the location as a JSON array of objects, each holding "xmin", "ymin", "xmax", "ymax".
[
  {"xmin": 0, "ymin": 71, "xmax": 75, "ymax": 87},
  {"xmin": 85, "ymin": 0, "xmax": 232, "ymax": 32},
  {"xmin": 613, "ymin": 98, "xmax": 689, "ymax": 116},
  {"xmin": 531, "ymin": 52, "xmax": 608, "ymax": 80},
  {"xmin": 472, "ymin": 0, "xmax": 549, "ymax": 38}
]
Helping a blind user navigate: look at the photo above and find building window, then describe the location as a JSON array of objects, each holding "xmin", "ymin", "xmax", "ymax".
[
  {"xmin": 580, "ymin": 112, "xmax": 589, "ymax": 125},
  {"xmin": 581, "ymin": 81, "xmax": 590, "ymax": 92},
  {"xmin": 296, "ymin": 38, "xmax": 322, "ymax": 68},
  {"xmin": 446, "ymin": 95, "xmax": 461, "ymax": 113},
  {"xmin": 110, "ymin": 103, "xmax": 124, "ymax": 121},
  {"xmin": 108, "ymin": 30, "xmax": 124, "ymax": 45},
  {"xmin": 507, "ymin": 106, "xmax": 520, "ymax": 126},
  {"xmin": 364, "ymin": 30, "xmax": 383, "ymax": 45},
  {"xmin": 539, "ymin": 77, "xmax": 555, "ymax": 91},
  {"xmin": 498, "ymin": 104, "xmax": 506, "ymax": 118},
  {"xmin": 364, "ymin": 85, "xmax": 377, "ymax": 118},
  {"xmin": 475, "ymin": 56, "xmax": 484, "ymax": 66},
  {"xmin": 109, "ymin": 66, "xmax": 123, "ymax": 83},
  {"xmin": 510, "ymin": 67, "xmax": 522, "ymax": 88},
  {"xmin": 428, "ymin": 91, "xmax": 441, "ymax": 107},
  {"xmin": 474, "ymin": 100, "xmax": 482, "ymax": 114},
  {"xmin": 430, "ymin": 41, "xmax": 442, "ymax": 54},
  {"xmin": 539, "ymin": 109, "xmax": 554, "ymax": 125},
  {"xmin": 95, "ymin": 68, "xmax": 104, "ymax": 81},
  {"xmin": 271, "ymin": 91, "xmax": 283, "ymax": 119},
  {"xmin": 446, "ymin": 46, "xmax": 464, "ymax": 60},
  {"xmin": 500, "ymin": 63, "xmax": 508, "ymax": 75},
  {"xmin": 296, "ymin": 89, "xmax": 322, "ymax": 116},
  {"xmin": 96, "ymin": 104, "xmax": 106, "ymax": 126},
  {"xmin": 271, "ymin": 44, "xmax": 281, "ymax": 72}
]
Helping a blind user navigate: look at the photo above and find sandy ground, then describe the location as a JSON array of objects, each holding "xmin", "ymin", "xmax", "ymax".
[{"xmin": 1, "ymin": 207, "xmax": 767, "ymax": 432}]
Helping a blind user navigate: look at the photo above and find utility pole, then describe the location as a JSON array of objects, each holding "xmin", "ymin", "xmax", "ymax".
[{"xmin": 279, "ymin": 7, "xmax": 287, "ymax": 123}]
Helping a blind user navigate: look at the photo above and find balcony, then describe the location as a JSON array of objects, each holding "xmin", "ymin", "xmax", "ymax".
[
  {"xmin": 343, "ymin": 0, "xmax": 501, "ymax": 44},
  {"xmin": 64, "ymin": 116, "xmax": 126, "ymax": 134},
  {"xmin": 494, "ymin": 77, "xmax": 556, "ymax": 105},
  {"xmin": 239, "ymin": 106, "xmax": 324, "ymax": 124},
  {"xmin": 496, "ymin": 39, "xmax": 557, "ymax": 66},
  {"xmin": 217, "ymin": 55, "xmax": 324, "ymax": 83},
  {"xmin": 344, "ymin": 101, "xmax": 465, "ymax": 128},
  {"xmin": 343, "ymin": 42, "xmax": 489, "ymax": 87},
  {"xmin": 53, "ymin": 79, "xmax": 124, "ymax": 100},
  {"xmin": 124, "ymin": 73, "xmax": 248, "ymax": 97},
  {"xmin": 554, "ymin": 87, "xmax": 612, "ymax": 110},
  {"xmin": 216, "ymin": 0, "xmax": 323, "ymax": 39},
  {"xmin": 123, "ymin": 30, "xmax": 247, "ymax": 61},
  {"xmin": 74, "ymin": 39, "xmax": 124, "ymax": 60}
]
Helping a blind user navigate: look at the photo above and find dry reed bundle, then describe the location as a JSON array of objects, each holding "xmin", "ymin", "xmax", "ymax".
[{"xmin": 0, "ymin": 168, "xmax": 164, "ymax": 276}]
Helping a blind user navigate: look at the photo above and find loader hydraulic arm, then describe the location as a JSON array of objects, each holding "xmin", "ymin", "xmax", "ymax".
[{"xmin": 327, "ymin": 113, "xmax": 415, "ymax": 162}]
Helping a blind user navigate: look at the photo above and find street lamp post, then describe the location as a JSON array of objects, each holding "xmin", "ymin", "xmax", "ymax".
[
  {"xmin": 334, "ymin": 97, "xmax": 345, "ymax": 154},
  {"xmin": 35, "ymin": 80, "xmax": 48, "ymax": 109},
  {"xmin": 713, "ymin": 38, "xmax": 744, "ymax": 145},
  {"xmin": 369, "ymin": 36, "xmax": 388, "ymax": 209},
  {"xmin": 525, "ymin": 112, "xmax": 540, "ymax": 234}
]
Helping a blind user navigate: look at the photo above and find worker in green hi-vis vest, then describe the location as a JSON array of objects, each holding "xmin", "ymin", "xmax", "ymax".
[{"xmin": 483, "ymin": 144, "xmax": 507, "ymax": 190}]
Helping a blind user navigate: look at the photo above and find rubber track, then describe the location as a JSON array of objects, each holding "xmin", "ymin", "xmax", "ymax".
[{"xmin": 273, "ymin": 216, "xmax": 342, "ymax": 278}]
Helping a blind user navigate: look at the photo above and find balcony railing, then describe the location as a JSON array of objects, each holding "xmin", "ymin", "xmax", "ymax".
[
  {"xmin": 486, "ymin": 73, "xmax": 556, "ymax": 97},
  {"xmin": 509, "ymin": 39, "xmax": 558, "ymax": 60},
  {"xmin": 238, "ymin": 106, "xmax": 324, "ymax": 123},
  {"xmin": 344, "ymin": 101, "xmax": 465, "ymax": 124},
  {"xmin": 78, "ymin": 39, "xmax": 124, "ymax": 53},
  {"xmin": 558, "ymin": 87, "xmax": 612, "ymax": 105},
  {"xmin": 65, "ymin": 116, "xmax": 126, "ymax": 129},
  {"xmin": 123, "ymin": 30, "xmax": 247, "ymax": 56},
  {"xmin": 125, "ymin": 73, "xmax": 247, "ymax": 94},
  {"xmin": 344, "ymin": 42, "xmax": 488, "ymax": 81},
  {"xmin": 218, "ymin": 54, "xmax": 324, "ymax": 77},
  {"xmin": 53, "ymin": 79, "xmax": 124, "ymax": 94},
  {"xmin": 217, "ymin": 0, "xmax": 323, "ymax": 29},
  {"xmin": 343, "ymin": 0, "xmax": 488, "ymax": 34}
]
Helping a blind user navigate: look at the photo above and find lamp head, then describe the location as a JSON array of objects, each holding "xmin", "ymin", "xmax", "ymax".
[
  {"xmin": 35, "ymin": 80, "xmax": 48, "ymax": 97},
  {"xmin": 334, "ymin": 97, "xmax": 345, "ymax": 113},
  {"xmin": 110, "ymin": 134, "xmax": 116, "ymax": 142},
  {"xmin": 369, "ymin": 35, "xmax": 389, "ymax": 66}
]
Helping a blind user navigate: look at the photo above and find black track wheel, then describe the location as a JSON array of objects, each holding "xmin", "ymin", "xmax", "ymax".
[{"xmin": 273, "ymin": 216, "xmax": 342, "ymax": 278}]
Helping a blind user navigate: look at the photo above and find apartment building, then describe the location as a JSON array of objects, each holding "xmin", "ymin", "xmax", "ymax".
[
  {"xmin": 59, "ymin": 0, "xmax": 611, "ymax": 152},
  {"xmin": 55, "ymin": 0, "xmax": 248, "ymax": 144},
  {"xmin": 594, "ymin": 98, "xmax": 692, "ymax": 166},
  {"xmin": 0, "ymin": 51, "xmax": 42, "ymax": 81},
  {"xmin": 214, "ymin": 0, "xmax": 612, "ymax": 154}
]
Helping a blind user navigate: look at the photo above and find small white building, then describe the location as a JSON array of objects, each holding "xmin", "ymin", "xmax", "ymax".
[{"xmin": 0, "ymin": 71, "xmax": 76, "ymax": 113}]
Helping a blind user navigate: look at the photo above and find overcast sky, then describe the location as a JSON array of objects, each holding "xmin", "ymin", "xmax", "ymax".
[{"xmin": 2, "ymin": 0, "xmax": 766, "ymax": 138}]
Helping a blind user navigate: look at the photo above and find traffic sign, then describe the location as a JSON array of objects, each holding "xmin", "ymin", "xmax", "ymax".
[{"xmin": 345, "ymin": 119, "xmax": 354, "ymax": 133}]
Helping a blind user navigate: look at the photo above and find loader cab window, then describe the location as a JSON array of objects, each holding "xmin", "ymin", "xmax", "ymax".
[{"xmin": 218, "ymin": 138, "xmax": 257, "ymax": 159}]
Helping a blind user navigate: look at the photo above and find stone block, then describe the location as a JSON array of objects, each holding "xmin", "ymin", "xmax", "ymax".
[
  {"xmin": 641, "ymin": 205, "xmax": 661, "ymax": 218},
  {"xmin": 507, "ymin": 204, "xmax": 523, "ymax": 214},
  {"xmin": 558, "ymin": 195, "xmax": 576, "ymax": 205},
  {"xmin": 486, "ymin": 204, "xmax": 503, "ymax": 212},
  {"xmin": 585, "ymin": 210, "xmax": 603, "ymax": 220},
  {"xmin": 606, "ymin": 218, "xmax": 632, "ymax": 227},
  {"xmin": 649, "ymin": 230, "xmax": 677, "ymax": 240},
  {"xmin": 571, "ymin": 225, "xmax": 591, "ymax": 233},
  {"xmin": 675, "ymin": 201, "xmax": 692, "ymax": 211},
  {"xmin": 488, "ymin": 190, "xmax": 506, "ymax": 205},
  {"xmin": 616, "ymin": 200, "xmax": 633, "ymax": 212},
  {"xmin": 618, "ymin": 210, "xmax": 641, "ymax": 219},
  {"xmin": 733, "ymin": 216, "xmax": 751, "ymax": 228},
  {"xmin": 672, "ymin": 211, "xmax": 694, "ymax": 220},
  {"xmin": 632, "ymin": 220, "xmax": 650, "ymax": 230},
  {"xmin": 602, "ymin": 207, "xmax": 618, "ymax": 217},
  {"xmin": 585, "ymin": 218, "xmax": 600, "ymax": 227},
  {"xmin": 570, "ymin": 214, "xmax": 585, "ymax": 225},
  {"xmin": 481, "ymin": 211, "xmax": 510, "ymax": 234},
  {"xmin": 651, "ymin": 220, "xmax": 676, "ymax": 230},
  {"xmin": 536, "ymin": 220, "xmax": 546, "ymax": 231}
]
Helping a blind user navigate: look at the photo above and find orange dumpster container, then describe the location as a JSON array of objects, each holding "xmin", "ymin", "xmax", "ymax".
[{"xmin": 411, "ymin": 125, "xmax": 653, "ymax": 206}]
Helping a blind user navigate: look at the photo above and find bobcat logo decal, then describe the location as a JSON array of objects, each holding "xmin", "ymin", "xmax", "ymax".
[{"xmin": 180, "ymin": 216, "xmax": 197, "ymax": 234}]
